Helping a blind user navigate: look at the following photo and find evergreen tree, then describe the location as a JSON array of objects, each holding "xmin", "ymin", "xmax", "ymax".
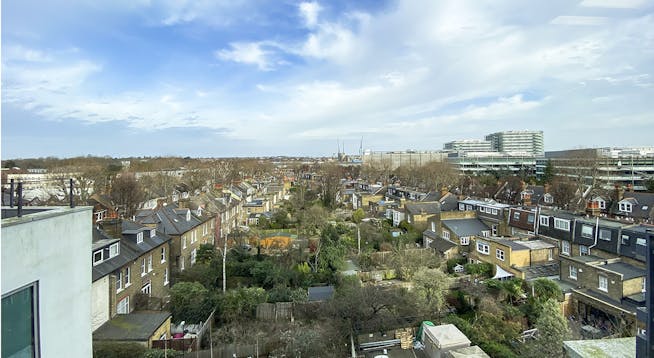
[{"xmin": 521, "ymin": 298, "xmax": 570, "ymax": 358}]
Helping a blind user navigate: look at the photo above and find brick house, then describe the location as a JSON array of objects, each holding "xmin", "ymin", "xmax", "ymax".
[{"xmin": 469, "ymin": 237, "xmax": 558, "ymax": 280}]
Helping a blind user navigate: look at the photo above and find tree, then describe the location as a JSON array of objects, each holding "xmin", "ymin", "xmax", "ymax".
[
  {"xmin": 352, "ymin": 208, "xmax": 365, "ymax": 255},
  {"xmin": 170, "ymin": 282, "xmax": 214, "ymax": 323},
  {"xmin": 299, "ymin": 204, "xmax": 327, "ymax": 236},
  {"xmin": 217, "ymin": 287, "xmax": 267, "ymax": 322},
  {"xmin": 309, "ymin": 224, "xmax": 346, "ymax": 276},
  {"xmin": 551, "ymin": 178, "xmax": 577, "ymax": 210},
  {"xmin": 521, "ymin": 299, "xmax": 570, "ymax": 358},
  {"xmin": 110, "ymin": 173, "xmax": 145, "ymax": 217},
  {"xmin": 646, "ymin": 177, "xmax": 654, "ymax": 193},
  {"xmin": 542, "ymin": 159, "xmax": 555, "ymax": 184},
  {"xmin": 413, "ymin": 268, "xmax": 448, "ymax": 320}
]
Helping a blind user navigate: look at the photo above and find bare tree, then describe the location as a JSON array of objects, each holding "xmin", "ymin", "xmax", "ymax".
[{"xmin": 111, "ymin": 173, "xmax": 145, "ymax": 217}]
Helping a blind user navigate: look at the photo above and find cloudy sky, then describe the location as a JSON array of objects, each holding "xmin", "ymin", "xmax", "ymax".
[{"xmin": 2, "ymin": 0, "xmax": 653, "ymax": 158}]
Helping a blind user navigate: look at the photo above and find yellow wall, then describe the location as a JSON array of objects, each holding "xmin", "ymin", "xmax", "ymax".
[{"xmin": 148, "ymin": 316, "xmax": 172, "ymax": 347}]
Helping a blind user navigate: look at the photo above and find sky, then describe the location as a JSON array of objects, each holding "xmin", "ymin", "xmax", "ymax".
[{"xmin": 2, "ymin": 0, "xmax": 654, "ymax": 159}]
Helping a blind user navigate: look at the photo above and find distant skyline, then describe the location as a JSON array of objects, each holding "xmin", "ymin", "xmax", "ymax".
[{"xmin": 2, "ymin": 0, "xmax": 654, "ymax": 159}]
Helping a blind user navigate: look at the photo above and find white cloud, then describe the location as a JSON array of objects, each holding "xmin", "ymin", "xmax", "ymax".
[
  {"xmin": 4, "ymin": 45, "xmax": 53, "ymax": 62},
  {"xmin": 215, "ymin": 42, "xmax": 276, "ymax": 70},
  {"xmin": 580, "ymin": 0, "xmax": 650, "ymax": 9},
  {"xmin": 299, "ymin": 2, "xmax": 322, "ymax": 28},
  {"xmin": 551, "ymin": 16, "xmax": 609, "ymax": 26}
]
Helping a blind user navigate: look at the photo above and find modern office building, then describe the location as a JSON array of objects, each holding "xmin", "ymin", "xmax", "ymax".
[
  {"xmin": 443, "ymin": 140, "xmax": 493, "ymax": 153},
  {"xmin": 2, "ymin": 205, "xmax": 93, "ymax": 357},
  {"xmin": 485, "ymin": 130, "xmax": 544, "ymax": 156},
  {"xmin": 361, "ymin": 150, "xmax": 448, "ymax": 170}
]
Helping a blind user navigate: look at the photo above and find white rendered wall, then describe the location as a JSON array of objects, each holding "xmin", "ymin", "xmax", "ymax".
[
  {"xmin": 91, "ymin": 276, "xmax": 110, "ymax": 331},
  {"xmin": 2, "ymin": 207, "xmax": 93, "ymax": 358}
]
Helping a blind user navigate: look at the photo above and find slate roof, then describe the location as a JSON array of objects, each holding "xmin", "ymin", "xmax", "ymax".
[
  {"xmin": 93, "ymin": 311, "xmax": 171, "ymax": 342},
  {"xmin": 92, "ymin": 221, "xmax": 171, "ymax": 282},
  {"xmin": 429, "ymin": 238, "xmax": 458, "ymax": 254},
  {"xmin": 88, "ymin": 193, "xmax": 116, "ymax": 210},
  {"xmin": 308, "ymin": 286, "xmax": 335, "ymax": 301},
  {"xmin": 522, "ymin": 263, "xmax": 560, "ymax": 280},
  {"xmin": 442, "ymin": 218, "xmax": 489, "ymax": 237},
  {"xmin": 602, "ymin": 262, "xmax": 645, "ymax": 280},
  {"xmin": 616, "ymin": 192, "xmax": 654, "ymax": 220},
  {"xmin": 135, "ymin": 203, "xmax": 205, "ymax": 236},
  {"xmin": 405, "ymin": 202, "xmax": 440, "ymax": 215},
  {"xmin": 494, "ymin": 239, "xmax": 530, "ymax": 251}
]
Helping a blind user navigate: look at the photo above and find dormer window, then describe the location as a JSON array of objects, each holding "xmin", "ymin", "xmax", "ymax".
[
  {"xmin": 186, "ymin": 210, "xmax": 191, "ymax": 221},
  {"xmin": 150, "ymin": 229, "xmax": 156, "ymax": 238},
  {"xmin": 596, "ymin": 199, "xmax": 606, "ymax": 209},
  {"xmin": 93, "ymin": 250, "xmax": 104, "ymax": 266},
  {"xmin": 137, "ymin": 232, "xmax": 144, "ymax": 244},
  {"xmin": 109, "ymin": 243, "xmax": 120, "ymax": 258},
  {"xmin": 619, "ymin": 202, "xmax": 633, "ymax": 213},
  {"xmin": 544, "ymin": 194, "xmax": 553, "ymax": 204}
]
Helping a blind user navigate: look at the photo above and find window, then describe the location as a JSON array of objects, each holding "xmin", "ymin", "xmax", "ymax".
[
  {"xmin": 548, "ymin": 248, "xmax": 554, "ymax": 261},
  {"xmin": 496, "ymin": 249, "xmax": 505, "ymax": 261},
  {"xmin": 164, "ymin": 267, "xmax": 169, "ymax": 286},
  {"xmin": 2, "ymin": 283, "xmax": 39, "ymax": 358},
  {"xmin": 491, "ymin": 208, "xmax": 498, "ymax": 215},
  {"xmin": 599, "ymin": 229, "xmax": 611, "ymax": 241},
  {"xmin": 95, "ymin": 210, "xmax": 106, "ymax": 222},
  {"xmin": 598, "ymin": 275, "xmax": 608, "ymax": 292},
  {"xmin": 460, "ymin": 237, "xmax": 469, "ymax": 246},
  {"xmin": 481, "ymin": 231, "xmax": 490, "ymax": 237},
  {"xmin": 141, "ymin": 258, "xmax": 146, "ymax": 276},
  {"xmin": 159, "ymin": 333, "xmax": 167, "ymax": 340},
  {"xmin": 182, "ymin": 236, "xmax": 187, "ymax": 249},
  {"xmin": 527, "ymin": 214, "xmax": 535, "ymax": 224},
  {"xmin": 544, "ymin": 194, "xmax": 554, "ymax": 204},
  {"xmin": 148, "ymin": 255, "xmax": 153, "ymax": 272},
  {"xmin": 581, "ymin": 225, "xmax": 593, "ymax": 238},
  {"xmin": 539, "ymin": 215, "xmax": 549, "ymax": 227},
  {"xmin": 621, "ymin": 235, "xmax": 630, "ymax": 245},
  {"xmin": 637, "ymin": 238, "xmax": 647, "ymax": 246},
  {"xmin": 186, "ymin": 210, "xmax": 191, "ymax": 221},
  {"xmin": 598, "ymin": 200, "xmax": 606, "ymax": 209},
  {"xmin": 117, "ymin": 296, "xmax": 129, "ymax": 314},
  {"xmin": 93, "ymin": 250, "xmax": 104, "ymax": 265},
  {"xmin": 116, "ymin": 270, "xmax": 123, "ymax": 292},
  {"xmin": 554, "ymin": 218, "xmax": 570, "ymax": 231},
  {"xmin": 477, "ymin": 241, "xmax": 490, "ymax": 255},
  {"xmin": 459, "ymin": 203, "xmax": 465, "ymax": 211},
  {"xmin": 491, "ymin": 225, "xmax": 498, "ymax": 236},
  {"xmin": 619, "ymin": 202, "xmax": 632, "ymax": 212},
  {"xmin": 203, "ymin": 224, "xmax": 208, "ymax": 236},
  {"xmin": 161, "ymin": 247, "xmax": 166, "ymax": 263},
  {"xmin": 569, "ymin": 266, "xmax": 577, "ymax": 280},
  {"xmin": 513, "ymin": 211, "xmax": 520, "ymax": 221},
  {"xmin": 479, "ymin": 206, "xmax": 484, "ymax": 212},
  {"xmin": 562, "ymin": 241, "xmax": 570, "ymax": 255},
  {"xmin": 580, "ymin": 245, "xmax": 589, "ymax": 256},
  {"xmin": 191, "ymin": 249, "xmax": 197, "ymax": 265},
  {"xmin": 109, "ymin": 243, "xmax": 120, "ymax": 258},
  {"xmin": 466, "ymin": 205, "xmax": 472, "ymax": 211},
  {"xmin": 125, "ymin": 267, "xmax": 131, "ymax": 287},
  {"xmin": 150, "ymin": 229, "xmax": 155, "ymax": 238},
  {"xmin": 180, "ymin": 256, "xmax": 185, "ymax": 271},
  {"xmin": 141, "ymin": 282, "xmax": 152, "ymax": 296},
  {"xmin": 137, "ymin": 232, "xmax": 143, "ymax": 244},
  {"xmin": 442, "ymin": 231, "xmax": 450, "ymax": 240}
]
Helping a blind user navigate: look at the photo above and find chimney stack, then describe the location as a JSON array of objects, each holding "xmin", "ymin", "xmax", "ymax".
[
  {"xmin": 614, "ymin": 184, "xmax": 624, "ymax": 202},
  {"xmin": 156, "ymin": 199, "xmax": 165, "ymax": 209},
  {"xmin": 440, "ymin": 186, "xmax": 448, "ymax": 198}
]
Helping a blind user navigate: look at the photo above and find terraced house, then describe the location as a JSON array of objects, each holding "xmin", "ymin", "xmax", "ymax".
[
  {"xmin": 91, "ymin": 220, "xmax": 171, "ymax": 331},
  {"xmin": 135, "ymin": 202, "xmax": 214, "ymax": 275}
]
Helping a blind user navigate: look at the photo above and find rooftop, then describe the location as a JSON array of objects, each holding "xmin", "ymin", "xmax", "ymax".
[
  {"xmin": 93, "ymin": 311, "xmax": 171, "ymax": 342},
  {"xmin": 1, "ymin": 206, "xmax": 91, "ymax": 225},
  {"xmin": 563, "ymin": 337, "xmax": 635, "ymax": 358}
]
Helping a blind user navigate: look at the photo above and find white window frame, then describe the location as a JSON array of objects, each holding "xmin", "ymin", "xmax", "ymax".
[
  {"xmin": 637, "ymin": 238, "xmax": 646, "ymax": 246},
  {"xmin": 141, "ymin": 282, "xmax": 152, "ymax": 297},
  {"xmin": 137, "ymin": 232, "xmax": 144, "ymax": 244},
  {"xmin": 191, "ymin": 249, "xmax": 197, "ymax": 265},
  {"xmin": 141, "ymin": 258, "xmax": 146, "ymax": 276},
  {"xmin": 621, "ymin": 235, "xmax": 630, "ymax": 245},
  {"xmin": 442, "ymin": 230, "xmax": 450, "ymax": 240},
  {"xmin": 581, "ymin": 225, "xmax": 593, "ymax": 238},
  {"xmin": 513, "ymin": 211, "xmax": 520, "ymax": 221},
  {"xmin": 643, "ymin": 277, "xmax": 646, "ymax": 293},
  {"xmin": 180, "ymin": 256, "xmax": 185, "ymax": 271},
  {"xmin": 116, "ymin": 270, "xmax": 123, "ymax": 292},
  {"xmin": 150, "ymin": 229, "xmax": 155, "ymax": 238},
  {"xmin": 125, "ymin": 267, "xmax": 131, "ymax": 287},
  {"xmin": 569, "ymin": 266, "xmax": 577, "ymax": 280},
  {"xmin": 548, "ymin": 248, "xmax": 554, "ymax": 261},
  {"xmin": 148, "ymin": 255, "xmax": 153, "ymax": 272},
  {"xmin": 562, "ymin": 241, "xmax": 570, "ymax": 255},
  {"xmin": 544, "ymin": 194, "xmax": 554, "ymax": 204},
  {"xmin": 164, "ymin": 267, "xmax": 169, "ymax": 286},
  {"xmin": 476, "ymin": 241, "xmax": 490, "ymax": 255},
  {"xmin": 93, "ymin": 250, "xmax": 104, "ymax": 266},
  {"xmin": 619, "ymin": 202, "xmax": 632, "ymax": 213},
  {"xmin": 109, "ymin": 243, "xmax": 120, "ymax": 258},
  {"xmin": 539, "ymin": 215, "xmax": 549, "ymax": 227},
  {"xmin": 182, "ymin": 236, "xmax": 187, "ymax": 249},
  {"xmin": 460, "ymin": 237, "xmax": 469, "ymax": 246},
  {"xmin": 496, "ymin": 249, "xmax": 505, "ymax": 261},
  {"xmin": 580, "ymin": 245, "xmax": 589, "ymax": 256},
  {"xmin": 491, "ymin": 225, "xmax": 498, "ymax": 236},
  {"xmin": 161, "ymin": 247, "xmax": 166, "ymax": 263},
  {"xmin": 599, "ymin": 229, "xmax": 611, "ymax": 241},
  {"xmin": 117, "ymin": 296, "xmax": 129, "ymax": 314},
  {"xmin": 459, "ymin": 203, "xmax": 465, "ymax": 211},
  {"xmin": 491, "ymin": 208, "xmax": 498, "ymax": 215},
  {"xmin": 481, "ymin": 231, "xmax": 490, "ymax": 238},
  {"xmin": 598, "ymin": 275, "xmax": 608, "ymax": 292},
  {"xmin": 554, "ymin": 218, "xmax": 570, "ymax": 231},
  {"xmin": 597, "ymin": 199, "xmax": 606, "ymax": 209}
]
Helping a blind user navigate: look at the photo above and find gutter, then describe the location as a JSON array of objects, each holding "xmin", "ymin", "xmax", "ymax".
[{"xmin": 589, "ymin": 217, "xmax": 600, "ymax": 255}]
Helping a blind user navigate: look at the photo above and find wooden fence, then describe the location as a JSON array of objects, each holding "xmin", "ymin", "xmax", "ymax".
[{"xmin": 152, "ymin": 337, "xmax": 196, "ymax": 352}]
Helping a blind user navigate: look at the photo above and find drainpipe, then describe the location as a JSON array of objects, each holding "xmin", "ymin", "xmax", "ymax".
[
  {"xmin": 17, "ymin": 182, "xmax": 23, "ymax": 217},
  {"xmin": 9, "ymin": 179, "xmax": 14, "ymax": 207},
  {"xmin": 588, "ymin": 216, "xmax": 600, "ymax": 255},
  {"xmin": 534, "ymin": 207, "xmax": 540, "ymax": 236}
]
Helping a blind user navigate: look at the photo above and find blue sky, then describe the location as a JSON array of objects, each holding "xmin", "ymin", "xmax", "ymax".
[{"xmin": 2, "ymin": 0, "xmax": 654, "ymax": 158}]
